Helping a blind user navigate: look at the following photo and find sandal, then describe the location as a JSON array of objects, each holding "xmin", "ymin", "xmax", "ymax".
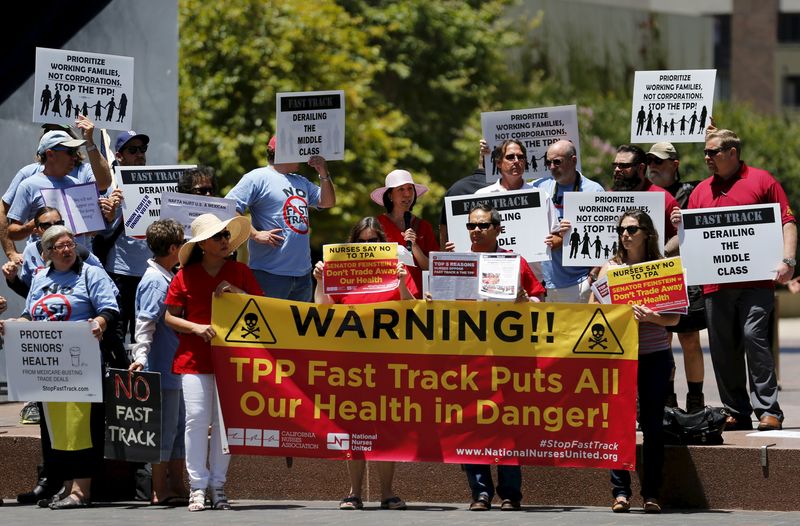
[
  {"xmin": 188, "ymin": 488, "xmax": 206, "ymax": 512},
  {"xmin": 611, "ymin": 495, "xmax": 630, "ymax": 513},
  {"xmin": 380, "ymin": 496, "xmax": 407, "ymax": 510},
  {"xmin": 209, "ymin": 487, "xmax": 231, "ymax": 510},
  {"xmin": 643, "ymin": 498, "xmax": 661, "ymax": 514},
  {"xmin": 339, "ymin": 495, "xmax": 364, "ymax": 510},
  {"xmin": 469, "ymin": 494, "xmax": 491, "ymax": 511},
  {"xmin": 48, "ymin": 494, "xmax": 91, "ymax": 509}
]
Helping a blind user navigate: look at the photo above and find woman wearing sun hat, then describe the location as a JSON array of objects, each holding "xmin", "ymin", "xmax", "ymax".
[
  {"xmin": 370, "ymin": 169, "xmax": 439, "ymax": 295},
  {"xmin": 164, "ymin": 213, "xmax": 263, "ymax": 512}
]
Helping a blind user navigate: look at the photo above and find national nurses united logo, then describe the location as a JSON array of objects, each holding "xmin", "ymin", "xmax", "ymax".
[
  {"xmin": 282, "ymin": 188, "xmax": 310, "ymax": 235},
  {"xmin": 572, "ymin": 308, "xmax": 624, "ymax": 355},
  {"xmin": 225, "ymin": 298, "xmax": 277, "ymax": 345}
]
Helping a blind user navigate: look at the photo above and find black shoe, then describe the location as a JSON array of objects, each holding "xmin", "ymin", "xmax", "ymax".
[
  {"xmin": 686, "ymin": 393, "xmax": 705, "ymax": 414},
  {"xmin": 17, "ymin": 478, "xmax": 62, "ymax": 505}
]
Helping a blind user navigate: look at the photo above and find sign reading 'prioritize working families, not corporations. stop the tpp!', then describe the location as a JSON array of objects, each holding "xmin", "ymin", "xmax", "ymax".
[
  {"xmin": 33, "ymin": 48, "xmax": 135, "ymax": 131},
  {"xmin": 630, "ymin": 69, "xmax": 716, "ymax": 144},
  {"xmin": 275, "ymin": 90, "xmax": 345, "ymax": 164},
  {"xmin": 678, "ymin": 203, "xmax": 784, "ymax": 286}
]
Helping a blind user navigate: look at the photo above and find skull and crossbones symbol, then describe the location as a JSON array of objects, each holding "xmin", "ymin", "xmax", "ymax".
[
  {"xmin": 241, "ymin": 313, "xmax": 260, "ymax": 338},
  {"xmin": 589, "ymin": 323, "xmax": 607, "ymax": 350}
]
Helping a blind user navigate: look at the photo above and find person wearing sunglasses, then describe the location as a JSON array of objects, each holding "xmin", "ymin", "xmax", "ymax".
[
  {"xmin": 312, "ymin": 216, "xmax": 414, "ymax": 511},
  {"xmin": 670, "ymin": 128, "xmax": 796, "ymax": 433},
  {"xmin": 646, "ymin": 142, "xmax": 706, "ymax": 414},
  {"xmin": 177, "ymin": 165, "xmax": 218, "ymax": 197},
  {"xmin": 531, "ymin": 140, "xmax": 604, "ymax": 303},
  {"xmin": 590, "ymin": 209, "xmax": 678, "ymax": 514},
  {"xmin": 165, "ymin": 213, "xmax": 262, "ymax": 511}
]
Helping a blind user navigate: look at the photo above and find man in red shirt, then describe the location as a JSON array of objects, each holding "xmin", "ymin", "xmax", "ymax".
[{"xmin": 670, "ymin": 128, "xmax": 797, "ymax": 431}]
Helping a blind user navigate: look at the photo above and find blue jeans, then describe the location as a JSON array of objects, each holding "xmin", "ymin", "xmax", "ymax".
[
  {"xmin": 464, "ymin": 464, "xmax": 522, "ymax": 502},
  {"xmin": 253, "ymin": 270, "xmax": 312, "ymax": 302},
  {"xmin": 611, "ymin": 349, "xmax": 673, "ymax": 500}
]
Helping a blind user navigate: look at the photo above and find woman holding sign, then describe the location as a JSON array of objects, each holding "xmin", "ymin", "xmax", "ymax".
[
  {"xmin": 590, "ymin": 210, "xmax": 678, "ymax": 514},
  {"xmin": 371, "ymin": 170, "xmax": 438, "ymax": 296},
  {"xmin": 313, "ymin": 216, "xmax": 416, "ymax": 511},
  {"xmin": 165, "ymin": 213, "xmax": 262, "ymax": 512}
]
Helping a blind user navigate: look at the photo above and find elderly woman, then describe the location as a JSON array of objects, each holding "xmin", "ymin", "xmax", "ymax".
[
  {"xmin": 371, "ymin": 170, "xmax": 438, "ymax": 295},
  {"xmin": 2, "ymin": 225, "xmax": 118, "ymax": 509},
  {"xmin": 313, "ymin": 217, "xmax": 416, "ymax": 511},
  {"xmin": 165, "ymin": 213, "xmax": 263, "ymax": 512}
]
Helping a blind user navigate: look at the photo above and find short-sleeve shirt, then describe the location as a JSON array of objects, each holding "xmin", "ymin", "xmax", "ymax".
[
  {"xmin": 688, "ymin": 162, "xmax": 796, "ymax": 293},
  {"xmin": 3, "ymin": 162, "xmax": 95, "ymax": 206},
  {"xmin": 329, "ymin": 265, "xmax": 419, "ymax": 304},
  {"xmin": 99, "ymin": 210, "xmax": 150, "ymax": 277},
  {"xmin": 377, "ymin": 214, "xmax": 438, "ymax": 297},
  {"xmin": 225, "ymin": 165, "xmax": 321, "ymax": 276},
  {"xmin": 165, "ymin": 260, "xmax": 263, "ymax": 374},
  {"xmin": 136, "ymin": 261, "xmax": 181, "ymax": 389},
  {"xmin": 26, "ymin": 261, "xmax": 119, "ymax": 322},
  {"xmin": 643, "ymin": 180, "xmax": 680, "ymax": 240},
  {"xmin": 439, "ymin": 169, "xmax": 492, "ymax": 226}
]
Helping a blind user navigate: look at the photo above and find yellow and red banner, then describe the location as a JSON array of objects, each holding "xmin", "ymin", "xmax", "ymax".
[
  {"xmin": 211, "ymin": 295, "xmax": 639, "ymax": 470},
  {"xmin": 322, "ymin": 242, "xmax": 399, "ymax": 295},
  {"xmin": 606, "ymin": 257, "xmax": 688, "ymax": 312}
]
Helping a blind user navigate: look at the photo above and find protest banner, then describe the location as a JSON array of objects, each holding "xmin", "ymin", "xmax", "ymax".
[
  {"xmin": 116, "ymin": 165, "xmax": 195, "ymax": 237},
  {"xmin": 630, "ymin": 69, "xmax": 716, "ymax": 143},
  {"xmin": 41, "ymin": 182, "xmax": 105, "ymax": 234},
  {"xmin": 104, "ymin": 368, "xmax": 161, "ymax": 463},
  {"xmin": 444, "ymin": 189, "xmax": 551, "ymax": 263},
  {"xmin": 606, "ymin": 257, "xmax": 688, "ymax": 313},
  {"xmin": 33, "ymin": 48, "xmax": 134, "ymax": 130},
  {"xmin": 481, "ymin": 105, "xmax": 581, "ymax": 183},
  {"xmin": 322, "ymin": 242, "xmax": 399, "ymax": 295},
  {"xmin": 160, "ymin": 191, "xmax": 237, "ymax": 238},
  {"xmin": 562, "ymin": 192, "xmax": 665, "ymax": 267},
  {"xmin": 275, "ymin": 90, "xmax": 345, "ymax": 163},
  {"xmin": 679, "ymin": 203, "xmax": 783, "ymax": 286},
  {"xmin": 210, "ymin": 294, "xmax": 639, "ymax": 470},
  {"xmin": 3, "ymin": 321, "xmax": 103, "ymax": 402}
]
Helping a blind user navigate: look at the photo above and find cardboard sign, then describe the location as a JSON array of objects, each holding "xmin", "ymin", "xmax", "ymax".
[
  {"xmin": 679, "ymin": 204, "xmax": 783, "ymax": 285},
  {"xmin": 630, "ymin": 69, "xmax": 716, "ymax": 143},
  {"xmin": 322, "ymin": 243, "xmax": 399, "ymax": 295},
  {"xmin": 606, "ymin": 257, "xmax": 688, "ymax": 312},
  {"xmin": 104, "ymin": 368, "xmax": 162, "ymax": 463},
  {"xmin": 481, "ymin": 105, "xmax": 582, "ymax": 183},
  {"xmin": 116, "ymin": 165, "xmax": 195, "ymax": 237},
  {"xmin": 275, "ymin": 90, "xmax": 345, "ymax": 163},
  {"xmin": 33, "ymin": 47, "xmax": 135, "ymax": 130}
]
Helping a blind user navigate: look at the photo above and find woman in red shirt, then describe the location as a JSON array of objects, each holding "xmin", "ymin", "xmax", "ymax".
[
  {"xmin": 165, "ymin": 213, "xmax": 263, "ymax": 512},
  {"xmin": 313, "ymin": 217, "xmax": 415, "ymax": 510}
]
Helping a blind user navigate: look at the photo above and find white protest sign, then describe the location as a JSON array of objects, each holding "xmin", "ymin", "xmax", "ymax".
[
  {"xmin": 275, "ymin": 90, "xmax": 345, "ymax": 163},
  {"xmin": 33, "ymin": 48, "xmax": 134, "ymax": 130},
  {"xmin": 444, "ymin": 189, "xmax": 551, "ymax": 262},
  {"xmin": 41, "ymin": 182, "xmax": 104, "ymax": 234},
  {"xmin": 679, "ymin": 204, "xmax": 783, "ymax": 286},
  {"xmin": 481, "ymin": 105, "xmax": 581, "ymax": 183},
  {"xmin": 630, "ymin": 69, "xmax": 716, "ymax": 143},
  {"xmin": 3, "ymin": 321, "xmax": 103, "ymax": 402},
  {"xmin": 160, "ymin": 192, "xmax": 238, "ymax": 238},
  {"xmin": 562, "ymin": 192, "xmax": 665, "ymax": 267},
  {"xmin": 116, "ymin": 165, "xmax": 196, "ymax": 238}
]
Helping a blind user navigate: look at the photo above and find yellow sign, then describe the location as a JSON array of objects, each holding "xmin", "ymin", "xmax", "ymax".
[
  {"xmin": 224, "ymin": 298, "xmax": 276, "ymax": 344},
  {"xmin": 323, "ymin": 242, "xmax": 397, "ymax": 262},
  {"xmin": 606, "ymin": 256, "xmax": 683, "ymax": 286}
]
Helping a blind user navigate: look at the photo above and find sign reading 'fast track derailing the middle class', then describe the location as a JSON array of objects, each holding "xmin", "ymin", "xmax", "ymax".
[{"xmin": 210, "ymin": 295, "xmax": 639, "ymax": 470}]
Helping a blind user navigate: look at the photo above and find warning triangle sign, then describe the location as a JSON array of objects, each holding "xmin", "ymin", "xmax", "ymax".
[
  {"xmin": 225, "ymin": 298, "xmax": 277, "ymax": 345},
  {"xmin": 572, "ymin": 308, "xmax": 624, "ymax": 355}
]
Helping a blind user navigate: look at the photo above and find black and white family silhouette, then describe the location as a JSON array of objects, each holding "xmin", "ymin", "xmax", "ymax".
[
  {"xmin": 569, "ymin": 228, "xmax": 616, "ymax": 261},
  {"xmin": 37, "ymin": 86, "xmax": 129, "ymax": 122},
  {"xmin": 634, "ymin": 105, "xmax": 709, "ymax": 136}
]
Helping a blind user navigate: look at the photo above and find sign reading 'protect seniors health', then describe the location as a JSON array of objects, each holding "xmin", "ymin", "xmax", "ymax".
[
  {"xmin": 275, "ymin": 90, "xmax": 345, "ymax": 164},
  {"xmin": 210, "ymin": 295, "xmax": 639, "ymax": 470}
]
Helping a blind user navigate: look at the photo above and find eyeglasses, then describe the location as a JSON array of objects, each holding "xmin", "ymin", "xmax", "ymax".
[
  {"xmin": 51, "ymin": 241, "xmax": 76, "ymax": 251},
  {"xmin": 703, "ymin": 147, "xmax": 730, "ymax": 158},
  {"xmin": 612, "ymin": 162, "xmax": 634, "ymax": 169},
  {"xmin": 504, "ymin": 154, "xmax": 526, "ymax": 161},
  {"xmin": 616, "ymin": 225, "xmax": 644, "ymax": 235},
  {"xmin": 191, "ymin": 186, "xmax": 214, "ymax": 196},
  {"xmin": 646, "ymin": 157, "xmax": 665, "ymax": 165},
  {"xmin": 544, "ymin": 158, "xmax": 562, "ymax": 166},
  {"xmin": 466, "ymin": 222, "xmax": 494, "ymax": 231},
  {"xmin": 52, "ymin": 146, "xmax": 78, "ymax": 156},
  {"xmin": 124, "ymin": 145, "xmax": 148, "ymax": 155},
  {"xmin": 36, "ymin": 220, "xmax": 65, "ymax": 230},
  {"xmin": 210, "ymin": 230, "xmax": 231, "ymax": 241},
  {"xmin": 358, "ymin": 237, "xmax": 380, "ymax": 242}
]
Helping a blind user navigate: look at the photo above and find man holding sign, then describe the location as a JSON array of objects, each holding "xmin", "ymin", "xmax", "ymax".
[{"xmin": 670, "ymin": 128, "xmax": 797, "ymax": 431}]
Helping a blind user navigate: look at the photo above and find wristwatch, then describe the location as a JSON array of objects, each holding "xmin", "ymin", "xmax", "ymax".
[{"xmin": 782, "ymin": 257, "xmax": 796, "ymax": 267}]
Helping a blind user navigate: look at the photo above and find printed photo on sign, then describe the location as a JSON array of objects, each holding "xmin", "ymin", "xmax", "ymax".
[
  {"xmin": 104, "ymin": 369, "xmax": 162, "ymax": 463},
  {"xmin": 481, "ymin": 105, "xmax": 581, "ymax": 183},
  {"xmin": 444, "ymin": 189, "xmax": 551, "ymax": 263},
  {"xmin": 160, "ymin": 191, "xmax": 237, "ymax": 238},
  {"xmin": 322, "ymin": 242, "xmax": 399, "ymax": 295},
  {"xmin": 562, "ymin": 192, "xmax": 665, "ymax": 267},
  {"xmin": 275, "ymin": 90, "xmax": 345, "ymax": 163},
  {"xmin": 33, "ymin": 48, "xmax": 135, "ymax": 131},
  {"xmin": 630, "ymin": 69, "xmax": 716, "ymax": 144},
  {"xmin": 116, "ymin": 165, "xmax": 196, "ymax": 238},
  {"xmin": 678, "ymin": 203, "xmax": 783, "ymax": 286}
]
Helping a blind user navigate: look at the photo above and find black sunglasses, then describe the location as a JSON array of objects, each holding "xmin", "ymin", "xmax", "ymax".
[
  {"xmin": 616, "ymin": 225, "xmax": 644, "ymax": 235},
  {"xmin": 703, "ymin": 147, "xmax": 730, "ymax": 157},
  {"xmin": 52, "ymin": 146, "xmax": 78, "ymax": 156},
  {"xmin": 466, "ymin": 222, "xmax": 494, "ymax": 231},
  {"xmin": 191, "ymin": 186, "xmax": 214, "ymax": 196},
  {"xmin": 544, "ymin": 158, "xmax": 562, "ymax": 166},
  {"xmin": 210, "ymin": 230, "xmax": 231, "ymax": 241},
  {"xmin": 125, "ymin": 145, "xmax": 148, "ymax": 155},
  {"xmin": 612, "ymin": 162, "xmax": 634, "ymax": 169},
  {"xmin": 36, "ymin": 220, "xmax": 65, "ymax": 230},
  {"xmin": 504, "ymin": 154, "xmax": 525, "ymax": 161}
]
